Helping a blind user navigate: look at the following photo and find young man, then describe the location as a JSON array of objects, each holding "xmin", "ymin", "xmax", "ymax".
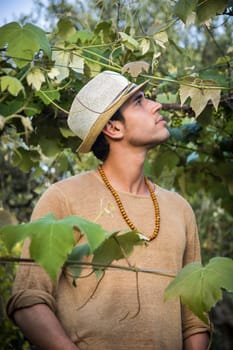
[{"xmin": 7, "ymin": 71, "xmax": 210, "ymax": 349}]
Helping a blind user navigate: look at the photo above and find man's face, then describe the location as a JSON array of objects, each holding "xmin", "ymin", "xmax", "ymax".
[{"xmin": 119, "ymin": 91, "xmax": 170, "ymax": 149}]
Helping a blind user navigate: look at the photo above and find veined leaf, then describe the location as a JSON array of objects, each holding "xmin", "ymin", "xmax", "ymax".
[
  {"xmin": 47, "ymin": 68, "xmax": 60, "ymax": 80},
  {"xmin": 57, "ymin": 18, "xmax": 76, "ymax": 40},
  {"xmin": 69, "ymin": 52, "xmax": 84, "ymax": 74},
  {"xmin": 92, "ymin": 230, "xmax": 146, "ymax": 278},
  {"xmin": 67, "ymin": 243, "xmax": 91, "ymax": 280},
  {"xmin": 66, "ymin": 230, "xmax": 146, "ymax": 281},
  {"xmin": 0, "ymin": 214, "xmax": 108, "ymax": 281},
  {"xmin": 122, "ymin": 61, "xmax": 150, "ymax": 78},
  {"xmin": 179, "ymin": 78, "xmax": 221, "ymax": 117},
  {"xmin": 153, "ymin": 31, "xmax": 168, "ymax": 49},
  {"xmin": 174, "ymin": 0, "xmax": 198, "ymax": 24},
  {"xmin": 196, "ymin": 0, "xmax": 228, "ymax": 23},
  {"xmin": 27, "ymin": 68, "xmax": 46, "ymax": 91},
  {"xmin": 0, "ymin": 22, "xmax": 51, "ymax": 68},
  {"xmin": 52, "ymin": 46, "xmax": 70, "ymax": 81},
  {"xmin": 164, "ymin": 257, "xmax": 233, "ymax": 323},
  {"xmin": 35, "ymin": 89, "xmax": 60, "ymax": 105},
  {"xmin": 139, "ymin": 38, "xmax": 151, "ymax": 55},
  {"xmin": 0, "ymin": 76, "xmax": 24, "ymax": 96},
  {"xmin": 12, "ymin": 148, "xmax": 40, "ymax": 172},
  {"xmin": 119, "ymin": 32, "xmax": 139, "ymax": 51}
]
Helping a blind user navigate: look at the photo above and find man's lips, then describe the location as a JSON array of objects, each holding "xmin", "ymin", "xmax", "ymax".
[{"xmin": 155, "ymin": 116, "xmax": 166, "ymax": 125}]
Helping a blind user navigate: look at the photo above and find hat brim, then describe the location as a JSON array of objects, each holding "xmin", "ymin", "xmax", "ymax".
[{"xmin": 77, "ymin": 80, "xmax": 149, "ymax": 153}]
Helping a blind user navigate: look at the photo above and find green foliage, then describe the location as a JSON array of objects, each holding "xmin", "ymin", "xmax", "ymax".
[
  {"xmin": 164, "ymin": 257, "xmax": 233, "ymax": 324},
  {"xmin": 0, "ymin": 1, "xmax": 233, "ymax": 347},
  {"xmin": 0, "ymin": 22, "xmax": 51, "ymax": 68},
  {"xmin": 174, "ymin": 0, "xmax": 228, "ymax": 24},
  {"xmin": 0, "ymin": 214, "xmax": 146, "ymax": 281},
  {"xmin": 0, "ymin": 237, "xmax": 29, "ymax": 349}
]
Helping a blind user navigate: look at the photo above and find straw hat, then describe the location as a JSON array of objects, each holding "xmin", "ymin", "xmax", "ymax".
[{"xmin": 67, "ymin": 70, "xmax": 148, "ymax": 153}]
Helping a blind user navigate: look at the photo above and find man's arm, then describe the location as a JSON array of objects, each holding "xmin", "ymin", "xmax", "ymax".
[
  {"xmin": 14, "ymin": 304, "xmax": 80, "ymax": 350},
  {"xmin": 184, "ymin": 332, "xmax": 210, "ymax": 350}
]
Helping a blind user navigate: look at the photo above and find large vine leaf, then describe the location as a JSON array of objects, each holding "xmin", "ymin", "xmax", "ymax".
[
  {"xmin": 1, "ymin": 214, "xmax": 146, "ymax": 283},
  {"xmin": 119, "ymin": 32, "xmax": 139, "ymax": 51},
  {"xmin": 52, "ymin": 45, "xmax": 70, "ymax": 81},
  {"xmin": 51, "ymin": 45, "xmax": 84, "ymax": 81},
  {"xmin": 0, "ymin": 22, "xmax": 51, "ymax": 68},
  {"xmin": 12, "ymin": 148, "xmax": 40, "ymax": 172},
  {"xmin": 164, "ymin": 257, "xmax": 233, "ymax": 323},
  {"xmin": 174, "ymin": 0, "xmax": 227, "ymax": 24},
  {"xmin": 179, "ymin": 78, "xmax": 221, "ymax": 117},
  {"xmin": 92, "ymin": 230, "xmax": 146, "ymax": 278},
  {"xmin": 67, "ymin": 243, "xmax": 91, "ymax": 281},
  {"xmin": 69, "ymin": 51, "xmax": 84, "ymax": 74},
  {"xmin": 0, "ymin": 76, "xmax": 24, "ymax": 96},
  {"xmin": 0, "ymin": 214, "xmax": 107, "ymax": 281},
  {"xmin": 66, "ymin": 230, "xmax": 146, "ymax": 280},
  {"xmin": 57, "ymin": 18, "xmax": 76, "ymax": 40},
  {"xmin": 122, "ymin": 61, "xmax": 150, "ymax": 78},
  {"xmin": 174, "ymin": 0, "xmax": 198, "ymax": 24},
  {"xmin": 196, "ymin": 0, "xmax": 228, "ymax": 24},
  {"xmin": 26, "ymin": 68, "xmax": 46, "ymax": 91}
]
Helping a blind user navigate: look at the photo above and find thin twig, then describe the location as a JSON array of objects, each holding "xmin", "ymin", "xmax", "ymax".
[
  {"xmin": 76, "ymin": 271, "xmax": 105, "ymax": 311},
  {"xmin": 0, "ymin": 257, "xmax": 177, "ymax": 278},
  {"xmin": 130, "ymin": 270, "xmax": 141, "ymax": 319}
]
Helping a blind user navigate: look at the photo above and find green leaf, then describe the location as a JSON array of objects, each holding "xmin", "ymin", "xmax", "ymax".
[
  {"xmin": 12, "ymin": 148, "xmax": 40, "ymax": 172},
  {"xmin": 72, "ymin": 217, "xmax": 107, "ymax": 252},
  {"xmin": 153, "ymin": 31, "xmax": 168, "ymax": 49},
  {"xmin": 68, "ymin": 30, "xmax": 94, "ymax": 44},
  {"xmin": 164, "ymin": 257, "xmax": 233, "ymax": 323},
  {"xmin": 39, "ymin": 137, "xmax": 61, "ymax": 157},
  {"xmin": 0, "ymin": 214, "xmax": 107, "ymax": 281},
  {"xmin": 66, "ymin": 229, "xmax": 146, "ymax": 281},
  {"xmin": 139, "ymin": 38, "xmax": 151, "ymax": 55},
  {"xmin": 92, "ymin": 230, "xmax": 146, "ymax": 278},
  {"xmin": 0, "ymin": 76, "xmax": 24, "ymax": 96},
  {"xmin": 35, "ymin": 89, "xmax": 60, "ymax": 105},
  {"xmin": 57, "ymin": 18, "xmax": 76, "ymax": 40},
  {"xmin": 153, "ymin": 150, "xmax": 180, "ymax": 176},
  {"xmin": 94, "ymin": 20, "xmax": 115, "ymax": 43},
  {"xmin": 24, "ymin": 23, "xmax": 51, "ymax": 58},
  {"xmin": 196, "ymin": 0, "xmax": 228, "ymax": 23},
  {"xmin": 67, "ymin": 243, "xmax": 91, "ymax": 280},
  {"xmin": 119, "ymin": 32, "xmax": 139, "ymax": 51},
  {"xmin": 0, "ymin": 99, "xmax": 24, "ymax": 117},
  {"xmin": 0, "ymin": 22, "xmax": 51, "ymax": 68},
  {"xmin": 174, "ymin": 0, "xmax": 198, "ymax": 24}
]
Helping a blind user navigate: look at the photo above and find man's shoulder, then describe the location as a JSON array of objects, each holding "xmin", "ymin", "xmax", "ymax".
[
  {"xmin": 157, "ymin": 185, "xmax": 192, "ymax": 209},
  {"xmin": 53, "ymin": 170, "xmax": 97, "ymax": 188},
  {"xmin": 40, "ymin": 170, "xmax": 99, "ymax": 200}
]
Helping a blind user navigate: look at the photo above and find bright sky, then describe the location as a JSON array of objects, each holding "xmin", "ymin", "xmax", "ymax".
[{"xmin": 0, "ymin": 0, "xmax": 48, "ymax": 26}]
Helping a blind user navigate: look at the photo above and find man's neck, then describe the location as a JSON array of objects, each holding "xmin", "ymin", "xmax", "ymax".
[{"xmin": 101, "ymin": 148, "xmax": 149, "ymax": 195}]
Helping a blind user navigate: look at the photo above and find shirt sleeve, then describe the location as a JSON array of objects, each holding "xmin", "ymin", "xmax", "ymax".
[{"xmin": 7, "ymin": 184, "xmax": 72, "ymax": 320}]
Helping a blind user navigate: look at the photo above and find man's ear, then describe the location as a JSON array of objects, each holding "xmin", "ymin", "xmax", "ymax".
[{"xmin": 102, "ymin": 120, "xmax": 124, "ymax": 140}]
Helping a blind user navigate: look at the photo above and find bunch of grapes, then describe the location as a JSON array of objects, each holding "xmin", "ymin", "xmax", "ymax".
[{"xmin": 171, "ymin": 113, "xmax": 183, "ymax": 127}]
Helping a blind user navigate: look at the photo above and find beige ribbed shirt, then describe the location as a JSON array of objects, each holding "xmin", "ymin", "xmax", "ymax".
[{"xmin": 7, "ymin": 170, "xmax": 209, "ymax": 349}]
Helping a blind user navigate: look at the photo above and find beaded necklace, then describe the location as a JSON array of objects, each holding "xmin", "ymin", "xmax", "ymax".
[{"xmin": 98, "ymin": 165, "xmax": 160, "ymax": 241}]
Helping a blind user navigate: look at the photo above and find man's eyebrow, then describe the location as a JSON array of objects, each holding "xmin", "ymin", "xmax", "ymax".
[{"xmin": 132, "ymin": 91, "xmax": 144, "ymax": 102}]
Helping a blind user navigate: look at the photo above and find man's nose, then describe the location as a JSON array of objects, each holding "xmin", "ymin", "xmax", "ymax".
[{"xmin": 150, "ymin": 100, "xmax": 162, "ymax": 113}]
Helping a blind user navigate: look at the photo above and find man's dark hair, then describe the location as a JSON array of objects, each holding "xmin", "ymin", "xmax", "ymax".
[{"xmin": 91, "ymin": 110, "xmax": 124, "ymax": 161}]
